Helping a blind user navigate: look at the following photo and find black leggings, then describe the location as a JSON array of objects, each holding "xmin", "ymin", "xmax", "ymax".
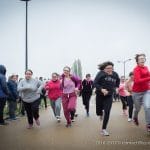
[
  {"xmin": 120, "ymin": 96, "xmax": 127, "ymax": 110},
  {"xmin": 23, "ymin": 99, "xmax": 41, "ymax": 125},
  {"xmin": 82, "ymin": 92, "xmax": 92, "ymax": 113},
  {"xmin": 127, "ymin": 96, "xmax": 133, "ymax": 119},
  {"xmin": 96, "ymin": 94, "xmax": 113, "ymax": 129}
]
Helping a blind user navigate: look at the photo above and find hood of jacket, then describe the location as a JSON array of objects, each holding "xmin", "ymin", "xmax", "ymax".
[{"xmin": 0, "ymin": 65, "xmax": 6, "ymax": 75}]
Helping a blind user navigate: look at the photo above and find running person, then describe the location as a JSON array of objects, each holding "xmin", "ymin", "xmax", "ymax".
[
  {"xmin": 132, "ymin": 53, "xmax": 150, "ymax": 132},
  {"xmin": 94, "ymin": 61, "xmax": 120, "ymax": 136}
]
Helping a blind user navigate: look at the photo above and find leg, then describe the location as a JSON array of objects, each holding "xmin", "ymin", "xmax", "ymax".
[
  {"xmin": 132, "ymin": 92, "xmax": 143, "ymax": 119},
  {"xmin": 102, "ymin": 96, "xmax": 113, "ymax": 130},
  {"xmin": 143, "ymin": 91, "xmax": 150, "ymax": 125},
  {"xmin": 68, "ymin": 94, "xmax": 77, "ymax": 121},
  {"xmin": 55, "ymin": 98, "xmax": 61, "ymax": 117},
  {"xmin": 50, "ymin": 100, "xmax": 56, "ymax": 117},
  {"xmin": 23, "ymin": 102, "xmax": 33, "ymax": 125},
  {"xmin": 62, "ymin": 95, "xmax": 71, "ymax": 124},
  {"xmin": 0, "ymin": 98, "xmax": 6, "ymax": 123},
  {"xmin": 127, "ymin": 96, "xmax": 133, "ymax": 119},
  {"xmin": 31, "ymin": 99, "xmax": 40, "ymax": 120},
  {"xmin": 96, "ymin": 94, "xmax": 103, "ymax": 116}
]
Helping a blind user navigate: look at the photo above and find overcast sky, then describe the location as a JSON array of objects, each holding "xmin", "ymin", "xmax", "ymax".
[{"xmin": 0, "ymin": 0, "xmax": 150, "ymax": 79}]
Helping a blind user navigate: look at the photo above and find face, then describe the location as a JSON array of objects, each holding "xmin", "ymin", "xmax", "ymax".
[
  {"xmin": 120, "ymin": 76, "xmax": 125, "ymax": 82},
  {"xmin": 86, "ymin": 76, "xmax": 91, "ymax": 81},
  {"xmin": 104, "ymin": 65, "xmax": 113, "ymax": 75},
  {"xmin": 25, "ymin": 71, "xmax": 32, "ymax": 80},
  {"xmin": 137, "ymin": 55, "xmax": 146, "ymax": 66},
  {"xmin": 12, "ymin": 75, "xmax": 17, "ymax": 81},
  {"xmin": 63, "ymin": 67, "xmax": 70, "ymax": 77},
  {"xmin": 52, "ymin": 74, "xmax": 58, "ymax": 81}
]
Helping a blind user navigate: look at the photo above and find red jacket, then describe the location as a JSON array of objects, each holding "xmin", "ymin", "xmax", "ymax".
[
  {"xmin": 45, "ymin": 80, "xmax": 62, "ymax": 101},
  {"xmin": 132, "ymin": 65, "xmax": 150, "ymax": 92}
]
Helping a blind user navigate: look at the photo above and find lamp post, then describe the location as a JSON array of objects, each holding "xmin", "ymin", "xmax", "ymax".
[
  {"xmin": 118, "ymin": 59, "xmax": 132, "ymax": 78},
  {"xmin": 20, "ymin": 0, "xmax": 31, "ymax": 71}
]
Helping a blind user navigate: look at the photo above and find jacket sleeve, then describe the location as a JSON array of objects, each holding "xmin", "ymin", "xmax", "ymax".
[
  {"xmin": 17, "ymin": 80, "xmax": 27, "ymax": 92},
  {"xmin": 134, "ymin": 67, "xmax": 150, "ymax": 84},
  {"xmin": 93, "ymin": 71, "xmax": 103, "ymax": 91},
  {"xmin": 115, "ymin": 72, "xmax": 120, "ymax": 88},
  {"xmin": 0, "ymin": 76, "xmax": 9, "ymax": 95}
]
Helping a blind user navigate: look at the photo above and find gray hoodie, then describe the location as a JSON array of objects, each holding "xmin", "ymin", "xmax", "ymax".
[{"xmin": 18, "ymin": 78, "xmax": 43, "ymax": 103}]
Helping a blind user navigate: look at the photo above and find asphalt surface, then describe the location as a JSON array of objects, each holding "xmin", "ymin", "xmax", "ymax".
[{"xmin": 0, "ymin": 96, "xmax": 150, "ymax": 150}]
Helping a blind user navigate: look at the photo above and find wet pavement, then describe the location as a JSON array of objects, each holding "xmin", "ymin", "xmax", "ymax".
[{"xmin": 0, "ymin": 96, "xmax": 150, "ymax": 150}]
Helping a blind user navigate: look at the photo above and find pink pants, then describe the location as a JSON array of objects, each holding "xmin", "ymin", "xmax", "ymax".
[{"xmin": 62, "ymin": 92, "xmax": 77, "ymax": 124}]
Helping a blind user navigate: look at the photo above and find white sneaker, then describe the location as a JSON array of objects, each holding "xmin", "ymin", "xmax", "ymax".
[
  {"xmin": 128, "ymin": 118, "xmax": 132, "ymax": 122},
  {"xmin": 101, "ymin": 129, "xmax": 109, "ymax": 136}
]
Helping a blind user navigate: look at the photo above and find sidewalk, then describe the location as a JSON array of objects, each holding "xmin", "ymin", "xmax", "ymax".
[{"xmin": 0, "ymin": 96, "xmax": 149, "ymax": 150}]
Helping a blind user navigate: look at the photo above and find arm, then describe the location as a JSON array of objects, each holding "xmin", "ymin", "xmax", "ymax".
[
  {"xmin": 0, "ymin": 76, "xmax": 9, "ymax": 95},
  {"xmin": 93, "ymin": 71, "xmax": 103, "ymax": 91},
  {"xmin": 134, "ymin": 67, "xmax": 150, "ymax": 84}
]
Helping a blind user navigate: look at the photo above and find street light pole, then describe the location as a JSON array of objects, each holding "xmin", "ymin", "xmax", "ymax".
[
  {"xmin": 118, "ymin": 59, "xmax": 132, "ymax": 78},
  {"xmin": 20, "ymin": 0, "xmax": 31, "ymax": 71}
]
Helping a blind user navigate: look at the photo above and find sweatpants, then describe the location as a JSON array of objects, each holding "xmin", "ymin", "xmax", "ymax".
[
  {"xmin": 127, "ymin": 95, "xmax": 133, "ymax": 119},
  {"xmin": 50, "ymin": 97, "xmax": 61, "ymax": 118},
  {"xmin": 96, "ymin": 93, "xmax": 113, "ymax": 129},
  {"xmin": 0, "ymin": 98, "xmax": 6, "ymax": 123},
  {"xmin": 132, "ymin": 90, "xmax": 150, "ymax": 125},
  {"xmin": 62, "ymin": 92, "xmax": 77, "ymax": 124},
  {"xmin": 82, "ymin": 92, "xmax": 92, "ymax": 113},
  {"xmin": 23, "ymin": 99, "xmax": 41, "ymax": 125}
]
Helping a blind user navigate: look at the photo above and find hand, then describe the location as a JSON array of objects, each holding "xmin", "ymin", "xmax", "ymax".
[
  {"xmin": 101, "ymin": 88, "xmax": 109, "ymax": 96},
  {"xmin": 75, "ymin": 88, "xmax": 79, "ymax": 94}
]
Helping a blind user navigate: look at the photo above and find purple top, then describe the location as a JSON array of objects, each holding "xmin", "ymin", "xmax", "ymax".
[{"xmin": 63, "ymin": 78, "xmax": 75, "ymax": 94}]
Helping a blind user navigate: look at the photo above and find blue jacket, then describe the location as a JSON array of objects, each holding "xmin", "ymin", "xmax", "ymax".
[
  {"xmin": 7, "ymin": 80, "xmax": 18, "ymax": 101},
  {"xmin": 0, "ymin": 65, "xmax": 9, "ymax": 98}
]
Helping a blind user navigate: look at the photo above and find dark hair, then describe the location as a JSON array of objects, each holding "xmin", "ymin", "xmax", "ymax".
[
  {"xmin": 129, "ymin": 72, "xmax": 133, "ymax": 77},
  {"xmin": 135, "ymin": 53, "xmax": 146, "ymax": 63},
  {"xmin": 98, "ymin": 61, "xmax": 114, "ymax": 70},
  {"xmin": 63, "ymin": 66, "xmax": 71, "ymax": 72},
  {"xmin": 86, "ymin": 74, "xmax": 91, "ymax": 78},
  {"xmin": 52, "ymin": 72, "xmax": 59, "ymax": 77},
  {"xmin": 25, "ymin": 69, "xmax": 33, "ymax": 75}
]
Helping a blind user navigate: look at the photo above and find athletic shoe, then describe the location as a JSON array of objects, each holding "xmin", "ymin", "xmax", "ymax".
[
  {"xmin": 71, "ymin": 119, "xmax": 75, "ymax": 122},
  {"xmin": 133, "ymin": 118, "xmax": 139, "ymax": 126},
  {"xmin": 100, "ymin": 115, "xmax": 103, "ymax": 121},
  {"xmin": 0, "ymin": 122, "xmax": 9, "ymax": 126},
  {"xmin": 56, "ymin": 116, "xmax": 61, "ymax": 123},
  {"xmin": 65, "ymin": 123, "xmax": 71, "ymax": 128},
  {"xmin": 35, "ymin": 119, "xmax": 40, "ymax": 126},
  {"xmin": 146, "ymin": 124, "xmax": 150, "ymax": 132},
  {"xmin": 101, "ymin": 129, "xmax": 109, "ymax": 136},
  {"xmin": 26, "ymin": 124, "xmax": 33, "ymax": 129},
  {"xmin": 86, "ymin": 112, "xmax": 90, "ymax": 117},
  {"xmin": 128, "ymin": 118, "xmax": 132, "ymax": 122}
]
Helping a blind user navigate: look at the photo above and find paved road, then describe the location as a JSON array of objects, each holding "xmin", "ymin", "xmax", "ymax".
[{"xmin": 0, "ymin": 96, "xmax": 149, "ymax": 150}]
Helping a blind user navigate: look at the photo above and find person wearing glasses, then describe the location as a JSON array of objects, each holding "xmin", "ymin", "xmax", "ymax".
[
  {"xmin": 94, "ymin": 61, "xmax": 120, "ymax": 136},
  {"xmin": 45, "ymin": 73, "xmax": 62, "ymax": 122},
  {"xmin": 61, "ymin": 66, "xmax": 81, "ymax": 127},
  {"xmin": 18, "ymin": 69, "xmax": 43, "ymax": 129},
  {"xmin": 132, "ymin": 54, "xmax": 150, "ymax": 132}
]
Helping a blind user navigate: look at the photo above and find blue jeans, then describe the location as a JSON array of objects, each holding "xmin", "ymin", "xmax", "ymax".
[
  {"xmin": 132, "ymin": 90, "xmax": 150, "ymax": 125},
  {"xmin": 50, "ymin": 97, "xmax": 61, "ymax": 118}
]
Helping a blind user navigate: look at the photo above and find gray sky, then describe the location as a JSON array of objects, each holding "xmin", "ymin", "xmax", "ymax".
[{"xmin": 0, "ymin": 0, "xmax": 150, "ymax": 79}]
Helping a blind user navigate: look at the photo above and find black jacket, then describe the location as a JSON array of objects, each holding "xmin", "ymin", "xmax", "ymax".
[
  {"xmin": 94, "ymin": 71, "xmax": 120, "ymax": 96},
  {"xmin": 81, "ymin": 79, "xmax": 94, "ymax": 94},
  {"xmin": 0, "ymin": 65, "xmax": 9, "ymax": 98}
]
